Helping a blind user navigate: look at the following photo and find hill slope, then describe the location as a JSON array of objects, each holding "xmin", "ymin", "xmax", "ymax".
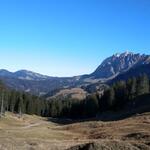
[{"xmin": 110, "ymin": 63, "xmax": 150, "ymax": 84}]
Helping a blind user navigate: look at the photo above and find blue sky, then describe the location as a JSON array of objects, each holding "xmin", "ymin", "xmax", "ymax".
[{"xmin": 0, "ymin": 0, "xmax": 150, "ymax": 76}]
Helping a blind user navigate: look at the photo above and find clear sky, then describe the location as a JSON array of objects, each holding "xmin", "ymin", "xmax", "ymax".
[{"xmin": 0, "ymin": 0, "xmax": 150, "ymax": 77}]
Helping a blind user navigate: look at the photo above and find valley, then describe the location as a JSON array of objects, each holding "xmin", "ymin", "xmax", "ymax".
[{"xmin": 0, "ymin": 112, "xmax": 149, "ymax": 150}]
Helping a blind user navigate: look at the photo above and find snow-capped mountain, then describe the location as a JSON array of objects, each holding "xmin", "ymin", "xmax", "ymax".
[{"xmin": 90, "ymin": 51, "xmax": 150, "ymax": 79}]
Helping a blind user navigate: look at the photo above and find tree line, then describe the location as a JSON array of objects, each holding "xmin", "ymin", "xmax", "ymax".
[
  {"xmin": 46, "ymin": 74, "xmax": 150, "ymax": 118},
  {"xmin": 0, "ymin": 81, "xmax": 48, "ymax": 117},
  {"xmin": 101, "ymin": 74, "xmax": 149, "ymax": 111},
  {"xmin": 0, "ymin": 74, "xmax": 149, "ymax": 119}
]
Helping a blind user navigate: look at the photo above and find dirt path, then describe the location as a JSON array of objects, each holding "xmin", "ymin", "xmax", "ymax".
[{"xmin": 22, "ymin": 122, "xmax": 45, "ymax": 129}]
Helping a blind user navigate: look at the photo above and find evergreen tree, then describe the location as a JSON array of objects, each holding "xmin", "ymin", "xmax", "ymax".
[
  {"xmin": 106, "ymin": 88, "xmax": 115, "ymax": 109},
  {"xmin": 18, "ymin": 94, "xmax": 24, "ymax": 117},
  {"xmin": 84, "ymin": 94, "xmax": 99, "ymax": 117},
  {"xmin": 129, "ymin": 77, "xmax": 137, "ymax": 100},
  {"xmin": 9, "ymin": 90, "xmax": 16, "ymax": 113},
  {"xmin": 114, "ymin": 81, "xmax": 127, "ymax": 108},
  {"xmin": 50, "ymin": 100, "xmax": 58, "ymax": 117},
  {"xmin": 137, "ymin": 74, "xmax": 149, "ymax": 96},
  {"xmin": 0, "ymin": 91, "xmax": 4, "ymax": 117}
]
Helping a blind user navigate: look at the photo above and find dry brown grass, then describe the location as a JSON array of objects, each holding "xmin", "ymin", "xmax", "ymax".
[
  {"xmin": 0, "ymin": 112, "xmax": 150, "ymax": 150},
  {"xmin": 49, "ymin": 88, "xmax": 87, "ymax": 100}
]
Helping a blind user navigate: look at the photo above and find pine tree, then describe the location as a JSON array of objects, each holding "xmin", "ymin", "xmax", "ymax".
[
  {"xmin": 0, "ymin": 91, "xmax": 4, "ymax": 117},
  {"xmin": 106, "ymin": 88, "xmax": 115, "ymax": 109},
  {"xmin": 18, "ymin": 95, "xmax": 24, "ymax": 117},
  {"xmin": 26, "ymin": 96, "xmax": 34, "ymax": 115},
  {"xmin": 130, "ymin": 77, "xmax": 137, "ymax": 99},
  {"xmin": 50, "ymin": 101, "xmax": 58, "ymax": 117},
  {"xmin": 137, "ymin": 74, "xmax": 149, "ymax": 96},
  {"xmin": 10, "ymin": 90, "xmax": 16, "ymax": 113}
]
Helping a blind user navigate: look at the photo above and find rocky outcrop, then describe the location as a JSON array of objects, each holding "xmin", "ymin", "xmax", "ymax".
[{"xmin": 67, "ymin": 140, "xmax": 149, "ymax": 150}]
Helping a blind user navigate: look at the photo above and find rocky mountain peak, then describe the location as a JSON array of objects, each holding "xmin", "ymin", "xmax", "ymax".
[
  {"xmin": 113, "ymin": 51, "xmax": 133, "ymax": 57},
  {"xmin": 90, "ymin": 51, "xmax": 149, "ymax": 79}
]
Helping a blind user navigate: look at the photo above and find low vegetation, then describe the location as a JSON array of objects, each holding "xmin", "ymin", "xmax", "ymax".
[{"xmin": 0, "ymin": 112, "xmax": 149, "ymax": 150}]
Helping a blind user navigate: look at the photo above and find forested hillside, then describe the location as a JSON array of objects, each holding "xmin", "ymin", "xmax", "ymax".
[
  {"xmin": 46, "ymin": 74, "xmax": 150, "ymax": 119},
  {"xmin": 0, "ymin": 81, "xmax": 47, "ymax": 117},
  {"xmin": 0, "ymin": 74, "xmax": 150, "ymax": 119}
]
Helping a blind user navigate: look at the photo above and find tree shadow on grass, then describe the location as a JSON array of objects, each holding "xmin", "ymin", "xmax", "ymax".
[{"xmin": 47, "ymin": 94, "xmax": 150, "ymax": 125}]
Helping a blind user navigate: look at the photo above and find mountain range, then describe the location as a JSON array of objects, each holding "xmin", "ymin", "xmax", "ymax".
[
  {"xmin": 0, "ymin": 51, "xmax": 150, "ymax": 97},
  {"xmin": 0, "ymin": 69, "xmax": 52, "ymax": 81},
  {"xmin": 88, "ymin": 52, "xmax": 150, "ymax": 79}
]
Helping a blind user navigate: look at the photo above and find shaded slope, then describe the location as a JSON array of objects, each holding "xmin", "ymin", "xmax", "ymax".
[{"xmin": 110, "ymin": 63, "xmax": 150, "ymax": 84}]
